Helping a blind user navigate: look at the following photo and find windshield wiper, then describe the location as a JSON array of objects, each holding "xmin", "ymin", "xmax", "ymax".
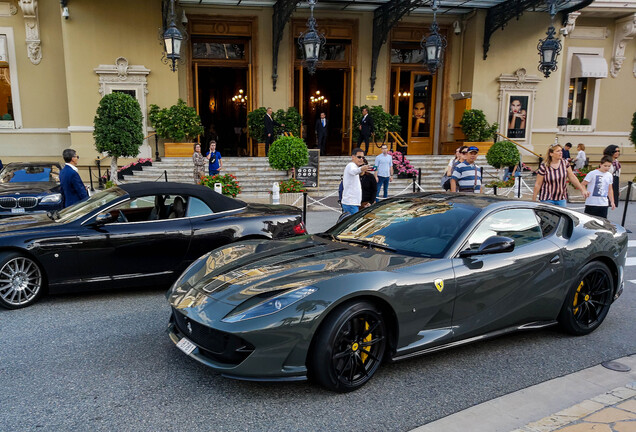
[{"xmin": 335, "ymin": 237, "xmax": 396, "ymax": 252}]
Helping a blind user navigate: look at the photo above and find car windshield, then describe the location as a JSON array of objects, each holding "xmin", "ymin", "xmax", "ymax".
[
  {"xmin": 55, "ymin": 188, "xmax": 127, "ymax": 223},
  {"xmin": 0, "ymin": 164, "xmax": 60, "ymax": 183},
  {"xmin": 326, "ymin": 197, "xmax": 480, "ymax": 258}
]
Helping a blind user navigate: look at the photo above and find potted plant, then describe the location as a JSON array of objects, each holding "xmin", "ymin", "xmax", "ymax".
[
  {"xmin": 0, "ymin": 113, "xmax": 14, "ymax": 129},
  {"xmin": 459, "ymin": 109, "xmax": 498, "ymax": 153},
  {"xmin": 268, "ymin": 135, "xmax": 309, "ymax": 178},
  {"xmin": 94, "ymin": 92, "xmax": 144, "ymax": 183},
  {"xmin": 630, "ymin": 111, "xmax": 636, "ymax": 147},
  {"xmin": 566, "ymin": 118, "xmax": 592, "ymax": 132},
  {"xmin": 148, "ymin": 99, "xmax": 204, "ymax": 157},
  {"xmin": 277, "ymin": 177, "xmax": 306, "ymax": 206},
  {"xmin": 247, "ymin": 107, "xmax": 302, "ymax": 156},
  {"xmin": 391, "ymin": 151, "xmax": 418, "ymax": 178},
  {"xmin": 352, "ymin": 105, "xmax": 401, "ymax": 154},
  {"xmin": 486, "ymin": 140, "xmax": 520, "ymax": 179},
  {"xmin": 247, "ymin": 107, "xmax": 268, "ymax": 156},
  {"xmin": 200, "ymin": 173, "xmax": 242, "ymax": 198}
]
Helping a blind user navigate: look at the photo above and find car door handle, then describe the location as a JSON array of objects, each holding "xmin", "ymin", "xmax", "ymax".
[{"xmin": 550, "ymin": 255, "xmax": 560, "ymax": 264}]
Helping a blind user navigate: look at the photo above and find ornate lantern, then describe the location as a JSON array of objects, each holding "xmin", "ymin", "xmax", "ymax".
[{"xmin": 298, "ymin": 0, "xmax": 326, "ymax": 75}]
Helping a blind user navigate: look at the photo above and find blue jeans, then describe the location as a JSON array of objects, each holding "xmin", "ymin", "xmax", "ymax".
[
  {"xmin": 540, "ymin": 199, "xmax": 567, "ymax": 207},
  {"xmin": 376, "ymin": 176, "xmax": 390, "ymax": 198},
  {"xmin": 341, "ymin": 204, "xmax": 359, "ymax": 215},
  {"xmin": 209, "ymin": 169, "xmax": 219, "ymax": 176}
]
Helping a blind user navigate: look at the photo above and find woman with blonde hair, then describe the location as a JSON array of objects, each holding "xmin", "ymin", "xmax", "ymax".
[
  {"xmin": 572, "ymin": 143, "xmax": 587, "ymax": 170},
  {"xmin": 532, "ymin": 144, "xmax": 589, "ymax": 207},
  {"xmin": 192, "ymin": 143, "xmax": 206, "ymax": 183}
]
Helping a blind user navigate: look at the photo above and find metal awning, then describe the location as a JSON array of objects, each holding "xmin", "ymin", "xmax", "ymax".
[{"xmin": 571, "ymin": 54, "xmax": 608, "ymax": 78}]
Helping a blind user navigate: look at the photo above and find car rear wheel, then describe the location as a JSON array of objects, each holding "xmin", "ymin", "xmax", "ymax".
[
  {"xmin": 310, "ymin": 301, "xmax": 386, "ymax": 392},
  {"xmin": 0, "ymin": 252, "xmax": 45, "ymax": 309},
  {"xmin": 558, "ymin": 261, "xmax": 613, "ymax": 335}
]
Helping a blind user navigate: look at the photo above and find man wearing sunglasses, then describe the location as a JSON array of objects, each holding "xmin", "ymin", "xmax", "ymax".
[
  {"xmin": 60, "ymin": 148, "xmax": 88, "ymax": 208},
  {"xmin": 341, "ymin": 148, "xmax": 369, "ymax": 215}
]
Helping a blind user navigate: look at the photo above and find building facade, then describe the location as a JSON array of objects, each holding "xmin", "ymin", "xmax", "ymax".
[{"xmin": 0, "ymin": 0, "xmax": 634, "ymax": 179}]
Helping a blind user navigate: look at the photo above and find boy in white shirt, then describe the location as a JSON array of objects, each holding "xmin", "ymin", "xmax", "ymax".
[{"xmin": 581, "ymin": 156, "xmax": 615, "ymax": 218}]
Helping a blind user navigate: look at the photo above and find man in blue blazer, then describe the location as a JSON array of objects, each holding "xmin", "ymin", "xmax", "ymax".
[{"xmin": 60, "ymin": 148, "xmax": 88, "ymax": 208}]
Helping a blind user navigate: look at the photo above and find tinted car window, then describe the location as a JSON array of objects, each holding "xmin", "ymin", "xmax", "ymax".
[
  {"xmin": 535, "ymin": 210, "xmax": 560, "ymax": 237},
  {"xmin": 467, "ymin": 208, "xmax": 542, "ymax": 250},
  {"xmin": 186, "ymin": 197, "xmax": 212, "ymax": 217},
  {"xmin": 327, "ymin": 198, "xmax": 480, "ymax": 258}
]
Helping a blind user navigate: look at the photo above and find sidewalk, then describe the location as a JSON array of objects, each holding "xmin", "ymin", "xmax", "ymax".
[{"xmin": 412, "ymin": 355, "xmax": 636, "ymax": 432}]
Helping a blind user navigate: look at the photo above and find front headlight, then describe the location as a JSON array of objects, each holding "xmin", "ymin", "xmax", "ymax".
[
  {"xmin": 40, "ymin": 193, "xmax": 62, "ymax": 204},
  {"xmin": 222, "ymin": 286, "xmax": 317, "ymax": 323}
]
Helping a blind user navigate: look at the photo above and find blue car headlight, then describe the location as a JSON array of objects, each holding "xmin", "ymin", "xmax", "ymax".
[
  {"xmin": 222, "ymin": 286, "xmax": 317, "ymax": 323},
  {"xmin": 39, "ymin": 193, "xmax": 62, "ymax": 204}
]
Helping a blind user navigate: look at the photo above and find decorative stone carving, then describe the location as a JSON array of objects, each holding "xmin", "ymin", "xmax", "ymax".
[
  {"xmin": 18, "ymin": 0, "xmax": 41, "ymax": 65},
  {"xmin": 497, "ymin": 68, "xmax": 542, "ymax": 94},
  {"xmin": 610, "ymin": 13, "xmax": 636, "ymax": 78},
  {"xmin": 562, "ymin": 12, "xmax": 580, "ymax": 37},
  {"xmin": 94, "ymin": 58, "xmax": 152, "ymax": 158}
]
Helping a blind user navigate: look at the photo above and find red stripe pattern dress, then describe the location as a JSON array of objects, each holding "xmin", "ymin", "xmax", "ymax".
[{"xmin": 537, "ymin": 159, "xmax": 568, "ymax": 201}]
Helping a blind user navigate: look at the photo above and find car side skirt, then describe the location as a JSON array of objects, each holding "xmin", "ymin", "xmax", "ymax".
[{"xmin": 391, "ymin": 320, "xmax": 558, "ymax": 362}]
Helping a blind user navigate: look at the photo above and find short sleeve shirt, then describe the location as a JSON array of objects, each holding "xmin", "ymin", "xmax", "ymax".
[
  {"xmin": 342, "ymin": 162, "xmax": 362, "ymax": 206},
  {"xmin": 374, "ymin": 153, "xmax": 393, "ymax": 177},
  {"xmin": 537, "ymin": 159, "xmax": 569, "ymax": 201},
  {"xmin": 451, "ymin": 162, "xmax": 481, "ymax": 192},
  {"xmin": 207, "ymin": 151, "xmax": 222, "ymax": 171},
  {"xmin": 584, "ymin": 169, "xmax": 613, "ymax": 207}
]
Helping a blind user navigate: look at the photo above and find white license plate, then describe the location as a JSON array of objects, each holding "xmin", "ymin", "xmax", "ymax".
[
  {"xmin": 11, "ymin": 208, "xmax": 25, "ymax": 214},
  {"xmin": 176, "ymin": 337, "xmax": 196, "ymax": 355}
]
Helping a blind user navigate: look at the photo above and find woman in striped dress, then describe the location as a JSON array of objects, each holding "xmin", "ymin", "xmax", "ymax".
[
  {"xmin": 532, "ymin": 144, "xmax": 589, "ymax": 207},
  {"xmin": 192, "ymin": 143, "xmax": 206, "ymax": 184}
]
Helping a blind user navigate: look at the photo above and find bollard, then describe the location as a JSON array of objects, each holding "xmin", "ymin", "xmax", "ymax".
[
  {"xmin": 494, "ymin": 185, "xmax": 497, "ymax": 196},
  {"xmin": 214, "ymin": 183, "xmax": 222, "ymax": 194},
  {"xmin": 272, "ymin": 182, "xmax": 280, "ymax": 205},
  {"xmin": 418, "ymin": 168, "xmax": 422, "ymax": 192},
  {"xmin": 164, "ymin": 170, "xmax": 168, "ymax": 182},
  {"xmin": 302, "ymin": 192, "xmax": 307, "ymax": 225},
  {"xmin": 621, "ymin": 181, "xmax": 632, "ymax": 230},
  {"xmin": 412, "ymin": 174, "xmax": 416, "ymax": 193}
]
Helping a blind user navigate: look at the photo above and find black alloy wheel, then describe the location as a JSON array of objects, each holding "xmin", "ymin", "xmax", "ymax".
[
  {"xmin": 558, "ymin": 261, "xmax": 614, "ymax": 336},
  {"xmin": 0, "ymin": 252, "xmax": 45, "ymax": 309},
  {"xmin": 311, "ymin": 301, "xmax": 387, "ymax": 392}
]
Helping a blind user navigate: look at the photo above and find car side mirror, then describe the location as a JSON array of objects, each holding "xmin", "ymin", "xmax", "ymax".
[
  {"xmin": 94, "ymin": 212, "xmax": 114, "ymax": 226},
  {"xmin": 459, "ymin": 236, "xmax": 515, "ymax": 258}
]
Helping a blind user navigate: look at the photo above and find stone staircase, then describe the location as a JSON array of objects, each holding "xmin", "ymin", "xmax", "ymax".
[{"xmin": 121, "ymin": 155, "xmax": 506, "ymax": 200}]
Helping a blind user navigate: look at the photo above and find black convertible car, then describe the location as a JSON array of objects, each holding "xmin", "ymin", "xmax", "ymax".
[
  {"xmin": 0, "ymin": 182, "xmax": 304, "ymax": 309},
  {"xmin": 167, "ymin": 193, "xmax": 627, "ymax": 392},
  {"xmin": 0, "ymin": 162, "xmax": 63, "ymax": 217}
]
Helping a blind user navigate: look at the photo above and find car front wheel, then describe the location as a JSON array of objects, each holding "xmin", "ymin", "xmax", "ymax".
[
  {"xmin": 558, "ymin": 261, "xmax": 614, "ymax": 335},
  {"xmin": 0, "ymin": 252, "xmax": 45, "ymax": 309},
  {"xmin": 310, "ymin": 301, "xmax": 387, "ymax": 392}
]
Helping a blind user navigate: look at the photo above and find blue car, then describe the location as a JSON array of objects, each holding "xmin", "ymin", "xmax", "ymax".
[{"xmin": 0, "ymin": 162, "xmax": 63, "ymax": 217}]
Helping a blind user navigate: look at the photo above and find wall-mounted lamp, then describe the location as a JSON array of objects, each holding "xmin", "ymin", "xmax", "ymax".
[{"xmin": 60, "ymin": 0, "xmax": 69, "ymax": 19}]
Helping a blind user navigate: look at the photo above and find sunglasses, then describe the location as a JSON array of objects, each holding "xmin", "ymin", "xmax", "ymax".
[
  {"xmin": 461, "ymin": 151, "xmax": 468, "ymax": 154},
  {"xmin": 356, "ymin": 156, "xmax": 364, "ymax": 159}
]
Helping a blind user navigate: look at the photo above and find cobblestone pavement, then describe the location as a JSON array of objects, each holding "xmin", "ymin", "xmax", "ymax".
[{"xmin": 513, "ymin": 382, "xmax": 636, "ymax": 432}]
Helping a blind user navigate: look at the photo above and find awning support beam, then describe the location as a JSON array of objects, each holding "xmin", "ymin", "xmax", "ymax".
[
  {"xmin": 370, "ymin": 0, "xmax": 426, "ymax": 93},
  {"xmin": 272, "ymin": 0, "xmax": 299, "ymax": 91}
]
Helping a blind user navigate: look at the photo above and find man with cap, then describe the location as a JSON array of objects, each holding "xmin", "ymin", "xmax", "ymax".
[{"xmin": 450, "ymin": 146, "xmax": 483, "ymax": 193}]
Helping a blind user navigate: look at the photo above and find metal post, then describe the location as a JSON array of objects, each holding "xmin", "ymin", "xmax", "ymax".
[
  {"xmin": 412, "ymin": 174, "xmax": 416, "ymax": 193},
  {"xmin": 88, "ymin": 166, "xmax": 95, "ymax": 192},
  {"xmin": 164, "ymin": 170, "xmax": 168, "ymax": 182},
  {"xmin": 418, "ymin": 168, "xmax": 422, "ymax": 192},
  {"xmin": 621, "ymin": 181, "xmax": 632, "ymax": 230},
  {"xmin": 494, "ymin": 185, "xmax": 497, "ymax": 195},
  {"xmin": 96, "ymin": 158, "xmax": 103, "ymax": 189},
  {"xmin": 302, "ymin": 192, "xmax": 307, "ymax": 226},
  {"xmin": 155, "ymin": 134, "xmax": 161, "ymax": 162}
]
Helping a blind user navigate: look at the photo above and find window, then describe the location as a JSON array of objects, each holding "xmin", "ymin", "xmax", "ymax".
[
  {"xmin": 535, "ymin": 210, "xmax": 560, "ymax": 237},
  {"xmin": 567, "ymin": 77, "xmax": 588, "ymax": 121},
  {"xmin": 0, "ymin": 29, "xmax": 21, "ymax": 128},
  {"xmin": 186, "ymin": 197, "xmax": 212, "ymax": 217},
  {"xmin": 561, "ymin": 48, "xmax": 607, "ymax": 128},
  {"xmin": 192, "ymin": 41, "xmax": 247, "ymax": 60},
  {"xmin": 467, "ymin": 209, "xmax": 542, "ymax": 250}
]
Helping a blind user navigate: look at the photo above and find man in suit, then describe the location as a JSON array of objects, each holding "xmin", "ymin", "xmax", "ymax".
[
  {"xmin": 357, "ymin": 107, "xmax": 374, "ymax": 154},
  {"xmin": 59, "ymin": 148, "xmax": 88, "ymax": 208},
  {"xmin": 263, "ymin": 107, "xmax": 284, "ymax": 155},
  {"xmin": 315, "ymin": 112, "xmax": 328, "ymax": 155}
]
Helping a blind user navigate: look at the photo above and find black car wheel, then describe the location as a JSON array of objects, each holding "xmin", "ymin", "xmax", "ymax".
[
  {"xmin": 0, "ymin": 252, "xmax": 45, "ymax": 309},
  {"xmin": 311, "ymin": 301, "xmax": 386, "ymax": 392},
  {"xmin": 558, "ymin": 261, "xmax": 614, "ymax": 336}
]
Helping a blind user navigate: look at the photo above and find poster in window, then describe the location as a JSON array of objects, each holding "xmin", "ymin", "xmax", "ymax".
[
  {"xmin": 507, "ymin": 95, "xmax": 528, "ymax": 139},
  {"xmin": 411, "ymin": 75, "xmax": 431, "ymax": 137}
]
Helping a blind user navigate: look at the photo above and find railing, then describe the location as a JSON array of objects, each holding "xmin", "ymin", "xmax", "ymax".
[
  {"xmin": 387, "ymin": 131, "xmax": 408, "ymax": 150},
  {"xmin": 495, "ymin": 132, "xmax": 541, "ymax": 160}
]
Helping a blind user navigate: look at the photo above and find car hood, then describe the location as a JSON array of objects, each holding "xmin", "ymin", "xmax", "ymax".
[
  {"xmin": 0, "ymin": 182, "xmax": 60, "ymax": 194},
  {"xmin": 168, "ymin": 235, "xmax": 427, "ymax": 310}
]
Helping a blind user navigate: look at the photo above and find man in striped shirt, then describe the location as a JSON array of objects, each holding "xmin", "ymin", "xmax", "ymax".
[{"xmin": 450, "ymin": 146, "xmax": 483, "ymax": 193}]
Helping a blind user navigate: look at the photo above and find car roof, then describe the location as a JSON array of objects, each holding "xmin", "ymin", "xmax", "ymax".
[{"xmin": 118, "ymin": 182, "xmax": 246, "ymax": 212}]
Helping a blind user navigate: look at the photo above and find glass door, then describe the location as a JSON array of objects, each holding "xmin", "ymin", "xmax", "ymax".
[{"xmin": 407, "ymin": 72, "xmax": 435, "ymax": 155}]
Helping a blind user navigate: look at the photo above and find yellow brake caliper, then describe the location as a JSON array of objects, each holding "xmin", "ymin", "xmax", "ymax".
[
  {"xmin": 573, "ymin": 281, "xmax": 584, "ymax": 315},
  {"xmin": 361, "ymin": 321, "xmax": 371, "ymax": 363}
]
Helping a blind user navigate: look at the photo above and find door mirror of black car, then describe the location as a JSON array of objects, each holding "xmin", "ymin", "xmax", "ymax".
[
  {"xmin": 459, "ymin": 236, "xmax": 515, "ymax": 258},
  {"xmin": 94, "ymin": 212, "xmax": 114, "ymax": 226}
]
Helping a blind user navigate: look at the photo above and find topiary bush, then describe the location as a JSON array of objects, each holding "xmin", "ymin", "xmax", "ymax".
[
  {"xmin": 460, "ymin": 109, "xmax": 498, "ymax": 142},
  {"xmin": 569, "ymin": 118, "xmax": 580, "ymax": 125},
  {"xmin": 630, "ymin": 112, "xmax": 636, "ymax": 148},
  {"xmin": 580, "ymin": 118, "xmax": 591, "ymax": 126},
  {"xmin": 247, "ymin": 107, "xmax": 302, "ymax": 142},
  {"xmin": 247, "ymin": 107, "xmax": 267, "ymax": 142},
  {"xmin": 148, "ymin": 99, "xmax": 204, "ymax": 142},
  {"xmin": 352, "ymin": 105, "xmax": 401, "ymax": 144},
  {"xmin": 268, "ymin": 136, "xmax": 309, "ymax": 176},
  {"xmin": 94, "ymin": 92, "xmax": 144, "ymax": 183},
  {"xmin": 486, "ymin": 140, "xmax": 520, "ymax": 169}
]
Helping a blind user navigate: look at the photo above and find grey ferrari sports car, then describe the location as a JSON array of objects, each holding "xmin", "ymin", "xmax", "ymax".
[{"xmin": 166, "ymin": 193, "xmax": 627, "ymax": 392}]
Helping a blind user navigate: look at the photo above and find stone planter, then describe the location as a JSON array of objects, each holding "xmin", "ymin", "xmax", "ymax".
[
  {"xmin": 164, "ymin": 142, "xmax": 195, "ymax": 157},
  {"xmin": 397, "ymin": 173, "xmax": 414, "ymax": 179},
  {"xmin": 0, "ymin": 120, "xmax": 15, "ymax": 128},
  {"xmin": 279, "ymin": 192, "xmax": 304, "ymax": 207},
  {"xmin": 463, "ymin": 141, "xmax": 493, "ymax": 154}
]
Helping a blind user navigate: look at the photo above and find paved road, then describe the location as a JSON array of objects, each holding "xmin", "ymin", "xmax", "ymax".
[{"xmin": 1, "ymin": 199, "xmax": 635, "ymax": 432}]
